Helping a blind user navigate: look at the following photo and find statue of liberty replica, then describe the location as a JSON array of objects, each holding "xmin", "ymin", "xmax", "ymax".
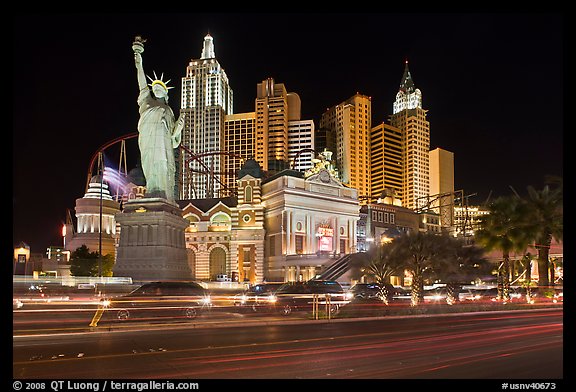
[
  {"xmin": 113, "ymin": 36, "xmax": 191, "ymax": 282},
  {"xmin": 133, "ymin": 36, "xmax": 184, "ymax": 201}
]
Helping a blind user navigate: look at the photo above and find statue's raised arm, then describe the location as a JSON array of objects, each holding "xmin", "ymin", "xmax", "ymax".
[
  {"xmin": 132, "ymin": 36, "xmax": 148, "ymax": 91},
  {"xmin": 131, "ymin": 36, "xmax": 179, "ymax": 202}
]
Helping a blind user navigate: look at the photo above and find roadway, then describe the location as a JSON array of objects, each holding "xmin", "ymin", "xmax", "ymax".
[{"xmin": 13, "ymin": 308, "xmax": 563, "ymax": 379}]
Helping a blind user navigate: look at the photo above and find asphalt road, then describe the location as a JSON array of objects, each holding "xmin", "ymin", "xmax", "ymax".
[{"xmin": 13, "ymin": 308, "xmax": 563, "ymax": 380}]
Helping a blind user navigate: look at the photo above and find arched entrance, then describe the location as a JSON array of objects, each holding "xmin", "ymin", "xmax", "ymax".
[{"xmin": 209, "ymin": 247, "xmax": 227, "ymax": 280}]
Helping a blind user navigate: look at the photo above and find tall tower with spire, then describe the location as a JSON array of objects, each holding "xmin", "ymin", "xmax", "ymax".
[
  {"xmin": 389, "ymin": 61, "xmax": 430, "ymax": 210},
  {"xmin": 179, "ymin": 34, "xmax": 233, "ymax": 199}
]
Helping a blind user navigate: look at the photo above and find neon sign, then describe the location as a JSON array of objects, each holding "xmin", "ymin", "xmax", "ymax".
[{"xmin": 317, "ymin": 226, "xmax": 333, "ymax": 237}]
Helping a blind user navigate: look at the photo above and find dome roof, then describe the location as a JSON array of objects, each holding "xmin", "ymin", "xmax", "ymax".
[
  {"xmin": 238, "ymin": 158, "xmax": 263, "ymax": 179},
  {"xmin": 89, "ymin": 174, "xmax": 105, "ymax": 184},
  {"xmin": 84, "ymin": 175, "xmax": 113, "ymax": 200},
  {"xmin": 127, "ymin": 164, "xmax": 146, "ymax": 186}
]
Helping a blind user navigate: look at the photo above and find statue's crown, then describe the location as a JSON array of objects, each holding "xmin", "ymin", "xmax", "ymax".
[{"xmin": 147, "ymin": 71, "xmax": 173, "ymax": 91}]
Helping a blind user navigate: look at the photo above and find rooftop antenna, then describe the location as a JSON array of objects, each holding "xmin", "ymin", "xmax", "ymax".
[
  {"xmin": 483, "ymin": 190, "xmax": 493, "ymax": 206},
  {"xmin": 509, "ymin": 185, "xmax": 522, "ymax": 199}
]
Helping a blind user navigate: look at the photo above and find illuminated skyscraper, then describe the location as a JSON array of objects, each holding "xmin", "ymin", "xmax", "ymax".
[
  {"xmin": 370, "ymin": 122, "xmax": 403, "ymax": 203},
  {"xmin": 179, "ymin": 34, "xmax": 233, "ymax": 199},
  {"xmin": 389, "ymin": 61, "xmax": 430, "ymax": 210},
  {"xmin": 288, "ymin": 120, "xmax": 315, "ymax": 172},
  {"xmin": 429, "ymin": 147, "xmax": 455, "ymax": 229},
  {"xmin": 223, "ymin": 112, "xmax": 256, "ymax": 196},
  {"xmin": 255, "ymin": 78, "xmax": 310, "ymax": 174},
  {"xmin": 319, "ymin": 93, "xmax": 372, "ymax": 201}
]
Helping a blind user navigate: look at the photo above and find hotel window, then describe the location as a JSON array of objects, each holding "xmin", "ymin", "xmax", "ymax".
[
  {"xmin": 245, "ymin": 185, "xmax": 252, "ymax": 202},
  {"xmin": 340, "ymin": 239, "xmax": 346, "ymax": 254},
  {"xmin": 295, "ymin": 235, "xmax": 304, "ymax": 254},
  {"xmin": 268, "ymin": 237, "xmax": 277, "ymax": 257}
]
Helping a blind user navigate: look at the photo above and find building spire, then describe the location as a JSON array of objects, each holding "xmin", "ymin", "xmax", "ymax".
[
  {"xmin": 400, "ymin": 59, "xmax": 415, "ymax": 94},
  {"xmin": 201, "ymin": 33, "xmax": 215, "ymax": 59},
  {"xmin": 393, "ymin": 59, "xmax": 422, "ymax": 114}
]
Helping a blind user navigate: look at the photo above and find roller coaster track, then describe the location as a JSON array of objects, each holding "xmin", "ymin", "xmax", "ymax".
[{"xmin": 86, "ymin": 132, "xmax": 247, "ymax": 196}]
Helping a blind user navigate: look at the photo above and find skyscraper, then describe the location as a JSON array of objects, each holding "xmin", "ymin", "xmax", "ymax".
[
  {"xmin": 389, "ymin": 61, "xmax": 430, "ymax": 210},
  {"xmin": 223, "ymin": 112, "xmax": 256, "ymax": 196},
  {"xmin": 429, "ymin": 147, "xmax": 455, "ymax": 229},
  {"xmin": 179, "ymin": 34, "xmax": 233, "ymax": 199},
  {"xmin": 255, "ymin": 78, "xmax": 309, "ymax": 174},
  {"xmin": 319, "ymin": 93, "xmax": 372, "ymax": 201},
  {"xmin": 370, "ymin": 122, "xmax": 403, "ymax": 202},
  {"xmin": 288, "ymin": 119, "xmax": 315, "ymax": 172}
]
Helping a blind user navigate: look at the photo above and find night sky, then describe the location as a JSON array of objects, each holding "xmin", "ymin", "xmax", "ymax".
[{"xmin": 13, "ymin": 13, "xmax": 564, "ymax": 254}]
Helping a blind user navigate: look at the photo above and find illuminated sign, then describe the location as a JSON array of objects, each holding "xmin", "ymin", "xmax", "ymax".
[
  {"xmin": 317, "ymin": 225, "xmax": 333, "ymax": 252},
  {"xmin": 319, "ymin": 236, "xmax": 332, "ymax": 252},
  {"xmin": 317, "ymin": 226, "xmax": 333, "ymax": 237}
]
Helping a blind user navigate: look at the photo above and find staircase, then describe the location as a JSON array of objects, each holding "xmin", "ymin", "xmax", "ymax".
[{"xmin": 316, "ymin": 254, "xmax": 354, "ymax": 281}]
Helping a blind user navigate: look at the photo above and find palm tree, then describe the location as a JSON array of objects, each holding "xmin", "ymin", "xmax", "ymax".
[
  {"xmin": 391, "ymin": 231, "xmax": 447, "ymax": 306},
  {"xmin": 523, "ymin": 184, "xmax": 563, "ymax": 288},
  {"xmin": 434, "ymin": 237, "xmax": 490, "ymax": 305},
  {"xmin": 475, "ymin": 195, "xmax": 532, "ymax": 302},
  {"xmin": 363, "ymin": 243, "xmax": 403, "ymax": 304}
]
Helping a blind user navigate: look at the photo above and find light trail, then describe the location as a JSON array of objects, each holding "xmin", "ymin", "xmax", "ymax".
[{"xmin": 14, "ymin": 310, "xmax": 562, "ymax": 379}]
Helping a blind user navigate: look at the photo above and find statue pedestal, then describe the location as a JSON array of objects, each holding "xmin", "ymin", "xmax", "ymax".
[{"xmin": 113, "ymin": 198, "xmax": 191, "ymax": 282}]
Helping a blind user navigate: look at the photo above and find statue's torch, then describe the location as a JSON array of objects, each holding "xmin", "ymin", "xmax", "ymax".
[{"xmin": 132, "ymin": 36, "xmax": 146, "ymax": 54}]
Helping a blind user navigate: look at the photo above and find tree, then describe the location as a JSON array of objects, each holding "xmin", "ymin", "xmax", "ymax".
[
  {"xmin": 391, "ymin": 231, "xmax": 448, "ymax": 306},
  {"xmin": 433, "ymin": 237, "xmax": 490, "ymax": 305},
  {"xmin": 363, "ymin": 243, "xmax": 404, "ymax": 304},
  {"xmin": 475, "ymin": 196, "xmax": 532, "ymax": 302},
  {"xmin": 99, "ymin": 253, "xmax": 115, "ymax": 277},
  {"xmin": 69, "ymin": 245, "xmax": 115, "ymax": 277},
  {"xmin": 522, "ymin": 184, "xmax": 563, "ymax": 288}
]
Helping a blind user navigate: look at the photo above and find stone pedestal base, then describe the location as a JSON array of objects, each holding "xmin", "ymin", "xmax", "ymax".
[{"xmin": 113, "ymin": 198, "xmax": 191, "ymax": 282}]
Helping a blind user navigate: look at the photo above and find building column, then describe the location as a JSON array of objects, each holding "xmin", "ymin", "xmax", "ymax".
[
  {"xmin": 255, "ymin": 234, "xmax": 264, "ymax": 283},
  {"xmin": 334, "ymin": 217, "xmax": 340, "ymax": 254},
  {"xmin": 305, "ymin": 214, "xmax": 310, "ymax": 254},
  {"xmin": 249, "ymin": 245, "xmax": 256, "ymax": 284},
  {"xmin": 352, "ymin": 219, "xmax": 357, "ymax": 252},
  {"xmin": 237, "ymin": 245, "xmax": 244, "ymax": 282},
  {"xmin": 290, "ymin": 210, "xmax": 295, "ymax": 255},
  {"xmin": 285, "ymin": 210, "xmax": 291, "ymax": 255},
  {"xmin": 311, "ymin": 215, "xmax": 317, "ymax": 254}
]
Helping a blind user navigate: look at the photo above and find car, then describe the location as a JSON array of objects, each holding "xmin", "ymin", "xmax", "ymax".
[
  {"xmin": 103, "ymin": 281, "xmax": 211, "ymax": 322},
  {"xmin": 423, "ymin": 286, "xmax": 448, "ymax": 303},
  {"xmin": 13, "ymin": 284, "xmax": 70, "ymax": 303},
  {"xmin": 392, "ymin": 286, "xmax": 412, "ymax": 301},
  {"xmin": 233, "ymin": 282, "xmax": 284, "ymax": 312},
  {"xmin": 459, "ymin": 288, "xmax": 483, "ymax": 301},
  {"xmin": 274, "ymin": 280, "xmax": 349, "ymax": 316},
  {"xmin": 13, "ymin": 298, "xmax": 24, "ymax": 309},
  {"xmin": 348, "ymin": 283, "xmax": 382, "ymax": 300},
  {"xmin": 347, "ymin": 282, "xmax": 400, "ymax": 302},
  {"xmin": 553, "ymin": 289, "xmax": 563, "ymax": 303},
  {"xmin": 466, "ymin": 287, "xmax": 528, "ymax": 302}
]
